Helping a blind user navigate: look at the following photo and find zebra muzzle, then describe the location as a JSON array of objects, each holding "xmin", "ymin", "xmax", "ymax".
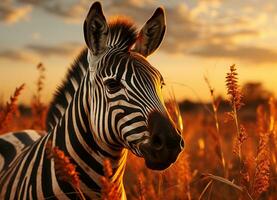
[{"xmin": 139, "ymin": 111, "xmax": 184, "ymax": 170}]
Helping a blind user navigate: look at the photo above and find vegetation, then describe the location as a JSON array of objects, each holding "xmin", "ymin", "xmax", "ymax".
[{"xmin": 0, "ymin": 63, "xmax": 276, "ymax": 199}]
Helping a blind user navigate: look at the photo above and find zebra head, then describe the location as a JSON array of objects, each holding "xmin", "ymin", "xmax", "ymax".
[{"xmin": 84, "ymin": 2, "xmax": 184, "ymax": 170}]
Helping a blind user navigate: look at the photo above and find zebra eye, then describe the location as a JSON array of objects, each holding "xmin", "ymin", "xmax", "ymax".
[{"xmin": 104, "ymin": 79, "xmax": 123, "ymax": 93}]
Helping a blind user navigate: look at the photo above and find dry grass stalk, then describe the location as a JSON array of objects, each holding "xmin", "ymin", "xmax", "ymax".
[
  {"xmin": 164, "ymin": 91, "xmax": 192, "ymax": 199},
  {"xmin": 165, "ymin": 89, "xmax": 183, "ymax": 133},
  {"xmin": 268, "ymin": 97, "xmax": 277, "ymax": 173},
  {"xmin": 36, "ymin": 62, "xmax": 45, "ymax": 94},
  {"xmin": 225, "ymin": 64, "xmax": 245, "ymax": 160},
  {"xmin": 251, "ymin": 106, "xmax": 270, "ymax": 199},
  {"xmin": 201, "ymin": 173, "xmax": 243, "ymax": 191},
  {"xmin": 137, "ymin": 175, "xmax": 145, "ymax": 200},
  {"xmin": 233, "ymin": 125, "xmax": 248, "ymax": 158},
  {"xmin": 268, "ymin": 97, "xmax": 276, "ymax": 134},
  {"xmin": 241, "ymin": 155, "xmax": 257, "ymax": 189},
  {"xmin": 45, "ymin": 140, "xmax": 85, "ymax": 200},
  {"xmin": 176, "ymin": 152, "xmax": 191, "ymax": 200},
  {"xmin": 31, "ymin": 63, "xmax": 47, "ymax": 130},
  {"xmin": 201, "ymin": 174, "xmax": 252, "ymax": 199},
  {"xmin": 199, "ymin": 180, "xmax": 213, "ymax": 200},
  {"xmin": 201, "ymin": 173, "xmax": 253, "ymax": 199},
  {"xmin": 160, "ymin": 151, "xmax": 191, "ymax": 200},
  {"xmin": 100, "ymin": 159, "xmax": 120, "ymax": 200},
  {"xmin": 0, "ymin": 84, "xmax": 25, "ymax": 132},
  {"xmin": 204, "ymin": 77, "xmax": 221, "ymax": 133},
  {"xmin": 204, "ymin": 76, "xmax": 226, "ymax": 176}
]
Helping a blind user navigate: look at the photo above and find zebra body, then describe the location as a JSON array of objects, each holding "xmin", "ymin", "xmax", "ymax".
[
  {"xmin": 0, "ymin": 130, "xmax": 42, "ymax": 172},
  {"xmin": 0, "ymin": 2, "xmax": 184, "ymax": 199},
  {"xmin": 0, "ymin": 71, "xmax": 125, "ymax": 199}
]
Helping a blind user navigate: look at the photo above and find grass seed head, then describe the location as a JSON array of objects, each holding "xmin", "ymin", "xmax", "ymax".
[
  {"xmin": 100, "ymin": 159, "xmax": 120, "ymax": 200},
  {"xmin": 226, "ymin": 64, "xmax": 243, "ymax": 111},
  {"xmin": 46, "ymin": 140, "xmax": 80, "ymax": 189},
  {"xmin": 0, "ymin": 83, "xmax": 25, "ymax": 132},
  {"xmin": 251, "ymin": 106, "xmax": 270, "ymax": 198},
  {"xmin": 233, "ymin": 125, "xmax": 248, "ymax": 156}
]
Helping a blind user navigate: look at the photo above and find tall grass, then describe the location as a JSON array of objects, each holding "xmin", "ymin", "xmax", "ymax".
[
  {"xmin": 204, "ymin": 75, "xmax": 226, "ymax": 177},
  {"xmin": 0, "ymin": 63, "xmax": 276, "ymax": 199},
  {"xmin": 225, "ymin": 64, "xmax": 245, "ymax": 161},
  {"xmin": 46, "ymin": 140, "xmax": 85, "ymax": 200},
  {"xmin": 0, "ymin": 83, "xmax": 25, "ymax": 133},
  {"xmin": 100, "ymin": 159, "xmax": 120, "ymax": 200},
  {"xmin": 198, "ymin": 65, "xmax": 274, "ymax": 199},
  {"xmin": 31, "ymin": 62, "xmax": 48, "ymax": 130}
]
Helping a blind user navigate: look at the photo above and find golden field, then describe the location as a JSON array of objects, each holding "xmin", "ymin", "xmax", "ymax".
[{"xmin": 0, "ymin": 64, "xmax": 276, "ymax": 200}]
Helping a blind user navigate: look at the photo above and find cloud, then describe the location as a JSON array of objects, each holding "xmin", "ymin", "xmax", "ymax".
[
  {"xmin": 0, "ymin": 49, "xmax": 37, "ymax": 63},
  {"xmin": 190, "ymin": 43, "xmax": 277, "ymax": 63},
  {"xmin": 0, "ymin": 1, "xmax": 32, "ymax": 24},
  {"xmin": 203, "ymin": 29, "xmax": 260, "ymax": 45},
  {"xmin": 31, "ymin": 32, "xmax": 41, "ymax": 41},
  {"xmin": 98, "ymin": 0, "xmax": 276, "ymax": 64},
  {"xmin": 1, "ymin": 0, "xmax": 277, "ymax": 64},
  {"xmin": 26, "ymin": 42, "xmax": 84, "ymax": 57},
  {"xmin": 0, "ymin": 42, "xmax": 84, "ymax": 63},
  {"xmin": 17, "ymin": 0, "xmax": 87, "ymax": 23}
]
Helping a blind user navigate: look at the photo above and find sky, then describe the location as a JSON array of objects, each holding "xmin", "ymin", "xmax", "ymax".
[{"xmin": 0, "ymin": 0, "xmax": 277, "ymax": 104}]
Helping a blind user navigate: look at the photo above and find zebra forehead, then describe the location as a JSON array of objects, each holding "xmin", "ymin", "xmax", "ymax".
[{"xmin": 99, "ymin": 51, "xmax": 162, "ymax": 82}]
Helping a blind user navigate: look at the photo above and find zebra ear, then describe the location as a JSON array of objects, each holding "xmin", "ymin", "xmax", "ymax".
[
  {"xmin": 133, "ymin": 7, "xmax": 166, "ymax": 57},
  {"xmin": 83, "ymin": 1, "xmax": 108, "ymax": 56}
]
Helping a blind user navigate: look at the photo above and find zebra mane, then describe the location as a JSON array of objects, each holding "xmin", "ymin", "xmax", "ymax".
[
  {"xmin": 46, "ymin": 19, "xmax": 138, "ymax": 132},
  {"xmin": 46, "ymin": 48, "xmax": 89, "ymax": 131},
  {"xmin": 107, "ymin": 17, "xmax": 137, "ymax": 50}
]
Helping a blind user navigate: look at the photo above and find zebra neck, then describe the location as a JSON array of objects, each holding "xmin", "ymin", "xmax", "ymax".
[{"xmin": 50, "ymin": 72, "xmax": 128, "ymax": 196}]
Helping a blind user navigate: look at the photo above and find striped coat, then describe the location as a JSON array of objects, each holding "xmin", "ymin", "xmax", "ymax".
[{"xmin": 0, "ymin": 2, "xmax": 183, "ymax": 199}]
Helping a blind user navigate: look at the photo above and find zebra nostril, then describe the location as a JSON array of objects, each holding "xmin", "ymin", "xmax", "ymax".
[{"xmin": 151, "ymin": 134, "xmax": 163, "ymax": 150}]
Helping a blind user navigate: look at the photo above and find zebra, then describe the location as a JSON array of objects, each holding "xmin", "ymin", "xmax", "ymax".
[{"xmin": 0, "ymin": 2, "xmax": 184, "ymax": 199}]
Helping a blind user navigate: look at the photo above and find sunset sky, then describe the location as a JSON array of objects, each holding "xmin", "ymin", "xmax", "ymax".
[{"xmin": 0, "ymin": 0, "xmax": 277, "ymax": 104}]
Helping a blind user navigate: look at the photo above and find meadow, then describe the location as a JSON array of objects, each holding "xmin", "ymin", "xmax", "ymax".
[{"xmin": 0, "ymin": 63, "xmax": 276, "ymax": 200}]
